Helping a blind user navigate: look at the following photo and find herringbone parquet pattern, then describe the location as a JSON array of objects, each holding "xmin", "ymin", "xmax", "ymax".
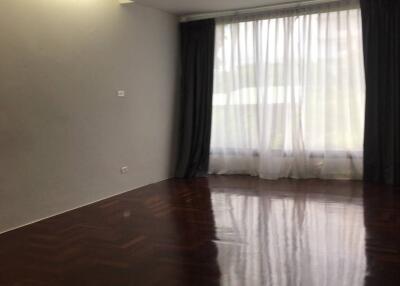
[
  {"xmin": 0, "ymin": 179, "xmax": 221, "ymax": 286},
  {"xmin": 0, "ymin": 176, "xmax": 399, "ymax": 286}
]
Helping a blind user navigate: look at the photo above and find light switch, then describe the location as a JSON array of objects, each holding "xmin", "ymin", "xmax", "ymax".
[{"xmin": 117, "ymin": 90, "xmax": 126, "ymax": 97}]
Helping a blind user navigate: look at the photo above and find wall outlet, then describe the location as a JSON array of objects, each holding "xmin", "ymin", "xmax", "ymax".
[
  {"xmin": 117, "ymin": 90, "xmax": 126, "ymax": 97},
  {"xmin": 119, "ymin": 0, "xmax": 135, "ymax": 4},
  {"xmin": 120, "ymin": 166, "xmax": 129, "ymax": 174}
]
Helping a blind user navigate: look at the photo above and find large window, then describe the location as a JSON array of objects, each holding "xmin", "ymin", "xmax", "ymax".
[{"xmin": 210, "ymin": 2, "xmax": 365, "ymax": 180}]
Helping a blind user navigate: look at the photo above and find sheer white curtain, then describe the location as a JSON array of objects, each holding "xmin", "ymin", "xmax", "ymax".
[{"xmin": 210, "ymin": 0, "xmax": 365, "ymax": 180}]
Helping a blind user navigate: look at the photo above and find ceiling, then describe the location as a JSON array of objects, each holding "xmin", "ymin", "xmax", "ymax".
[{"xmin": 136, "ymin": 0, "xmax": 301, "ymax": 16}]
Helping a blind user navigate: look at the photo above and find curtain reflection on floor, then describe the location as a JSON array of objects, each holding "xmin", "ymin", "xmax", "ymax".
[{"xmin": 211, "ymin": 190, "xmax": 367, "ymax": 286}]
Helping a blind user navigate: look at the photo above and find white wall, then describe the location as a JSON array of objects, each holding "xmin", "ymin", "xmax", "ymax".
[{"xmin": 0, "ymin": 0, "xmax": 179, "ymax": 233}]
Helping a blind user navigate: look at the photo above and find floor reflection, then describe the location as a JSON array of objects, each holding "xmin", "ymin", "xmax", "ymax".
[
  {"xmin": 1, "ymin": 176, "xmax": 397, "ymax": 286},
  {"xmin": 211, "ymin": 186, "xmax": 367, "ymax": 286}
]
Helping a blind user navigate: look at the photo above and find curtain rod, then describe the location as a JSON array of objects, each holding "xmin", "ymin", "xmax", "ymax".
[{"xmin": 180, "ymin": 0, "xmax": 341, "ymax": 22}]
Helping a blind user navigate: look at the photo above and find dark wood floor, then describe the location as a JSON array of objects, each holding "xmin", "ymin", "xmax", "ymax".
[{"xmin": 0, "ymin": 176, "xmax": 399, "ymax": 286}]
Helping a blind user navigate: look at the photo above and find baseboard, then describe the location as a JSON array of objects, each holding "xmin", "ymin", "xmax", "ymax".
[{"xmin": 0, "ymin": 177, "xmax": 172, "ymax": 236}]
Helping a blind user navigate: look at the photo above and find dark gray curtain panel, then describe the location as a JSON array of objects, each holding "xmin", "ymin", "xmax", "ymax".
[
  {"xmin": 176, "ymin": 19, "xmax": 216, "ymax": 178},
  {"xmin": 361, "ymin": 0, "xmax": 400, "ymax": 185}
]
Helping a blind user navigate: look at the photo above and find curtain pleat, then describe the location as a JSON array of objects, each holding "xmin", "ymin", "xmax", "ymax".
[
  {"xmin": 176, "ymin": 19, "xmax": 216, "ymax": 178},
  {"xmin": 210, "ymin": 1, "xmax": 365, "ymax": 180},
  {"xmin": 361, "ymin": 0, "xmax": 400, "ymax": 185}
]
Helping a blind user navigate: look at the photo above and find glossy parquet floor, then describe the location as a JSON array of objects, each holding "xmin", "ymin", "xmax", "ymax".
[{"xmin": 0, "ymin": 176, "xmax": 399, "ymax": 286}]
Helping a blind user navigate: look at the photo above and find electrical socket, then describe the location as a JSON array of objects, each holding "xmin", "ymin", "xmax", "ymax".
[{"xmin": 120, "ymin": 166, "xmax": 129, "ymax": 174}]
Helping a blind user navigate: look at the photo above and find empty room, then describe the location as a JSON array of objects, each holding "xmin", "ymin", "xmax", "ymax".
[{"xmin": 0, "ymin": 0, "xmax": 399, "ymax": 285}]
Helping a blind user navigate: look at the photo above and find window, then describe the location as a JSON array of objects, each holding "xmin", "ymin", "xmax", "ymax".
[{"xmin": 210, "ymin": 3, "xmax": 365, "ymax": 180}]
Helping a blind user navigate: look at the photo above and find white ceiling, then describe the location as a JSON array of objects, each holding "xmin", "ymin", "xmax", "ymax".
[{"xmin": 136, "ymin": 0, "xmax": 301, "ymax": 16}]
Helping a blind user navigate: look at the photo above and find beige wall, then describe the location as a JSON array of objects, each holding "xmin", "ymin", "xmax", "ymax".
[{"xmin": 0, "ymin": 0, "xmax": 179, "ymax": 233}]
